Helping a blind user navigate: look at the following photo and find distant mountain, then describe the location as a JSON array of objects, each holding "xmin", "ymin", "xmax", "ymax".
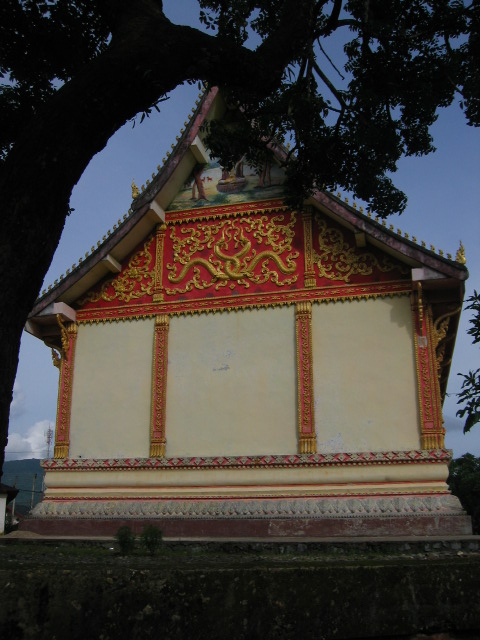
[{"xmin": 2, "ymin": 458, "xmax": 44, "ymax": 514}]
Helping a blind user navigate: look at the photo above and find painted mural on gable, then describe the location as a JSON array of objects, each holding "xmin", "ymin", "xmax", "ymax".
[{"xmin": 167, "ymin": 159, "xmax": 286, "ymax": 210}]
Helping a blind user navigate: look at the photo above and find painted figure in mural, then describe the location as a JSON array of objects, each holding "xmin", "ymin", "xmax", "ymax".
[
  {"xmin": 217, "ymin": 156, "xmax": 247, "ymax": 194},
  {"xmin": 191, "ymin": 165, "xmax": 208, "ymax": 201},
  {"xmin": 258, "ymin": 154, "xmax": 272, "ymax": 188},
  {"xmin": 235, "ymin": 158, "xmax": 244, "ymax": 178}
]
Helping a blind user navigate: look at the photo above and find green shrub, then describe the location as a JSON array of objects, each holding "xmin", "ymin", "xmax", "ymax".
[
  {"xmin": 115, "ymin": 525, "xmax": 136, "ymax": 555},
  {"xmin": 140, "ymin": 525, "xmax": 163, "ymax": 556},
  {"xmin": 448, "ymin": 453, "xmax": 480, "ymax": 533}
]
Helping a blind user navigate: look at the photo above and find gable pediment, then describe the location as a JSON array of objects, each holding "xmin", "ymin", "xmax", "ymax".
[{"xmin": 74, "ymin": 199, "xmax": 411, "ymax": 322}]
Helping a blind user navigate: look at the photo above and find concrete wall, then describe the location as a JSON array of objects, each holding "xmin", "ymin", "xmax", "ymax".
[
  {"xmin": 67, "ymin": 296, "xmax": 420, "ymax": 462},
  {"xmin": 165, "ymin": 307, "xmax": 297, "ymax": 457},
  {"xmin": 312, "ymin": 296, "xmax": 420, "ymax": 452},
  {"xmin": 2, "ymin": 545, "xmax": 480, "ymax": 639},
  {"xmin": 69, "ymin": 319, "xmax": 154, "ymax": 458}
]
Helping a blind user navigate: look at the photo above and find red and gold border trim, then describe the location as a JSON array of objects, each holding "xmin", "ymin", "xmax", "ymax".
[
  {"xmin": 412, "ymin": 284, "xmax": 445, "ymax": 448},
  {"xmin": 42, "ymin": 448, "xmax": 452, "ymax": 471},
  {"xmin": 150, "ymin": 315, "xmax": 169, "ymax": 457},
  {"xmin": 54, "ymin": 320, "xmax": 78, "ymax": 458},
  {"xmin": 425, "ymin": 304, "xmax": 445, "ymax": 443},
  {"xmin": 302, "ymin": 208, "xmax": 316, "ymax": 288},
  {"xmin": 296, "ymin": 302, "xmax": 316, "ymax": 453},
  {"xmin": 77, "ymin": 282, "xmax": 411, "ymax": 323},
  {"xmin": 153, "ymin": 224, "xmax": 167, "ymax": 302},
  {"xmin": 166, "ymin": 199, "xmax": 288, "ymax": 224}
]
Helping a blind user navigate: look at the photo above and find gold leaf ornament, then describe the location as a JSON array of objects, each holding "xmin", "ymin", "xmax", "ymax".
[
  {"xmin": 313, "ymin": 218, "xmax": 406, "ymax": 283},
  {"xmin": 166, "ymin": 213, "xmax": 299, "ymax": 294},
  {"xmin": 79, "ymin": 238, "xmax": 154, "ymax": 304}
]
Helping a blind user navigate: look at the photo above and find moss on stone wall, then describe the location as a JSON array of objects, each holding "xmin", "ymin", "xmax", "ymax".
[{"xmin": 1, "ymin": 546, "xmax": 480, "ymax": 639}]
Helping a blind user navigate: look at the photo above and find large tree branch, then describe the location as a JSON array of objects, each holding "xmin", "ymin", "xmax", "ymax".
[
  {"xmin": 322, "ymin": 0, "xmax": 343, "ymax": 35},
  {"xmin": 0, "ymin": 0, "xmax": 318, "ymax": 476},
  {"xmin": 312, "ymin": 59, "xmax": 348, "ymax": 110}
]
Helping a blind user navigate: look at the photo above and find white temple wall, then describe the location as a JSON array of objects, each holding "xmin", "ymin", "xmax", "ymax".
[
  {"xmin": 69, "ymin": 319, "xmax": 154, "ymax": 458},
  {"xmin": 312, "ymin": 296, "xmax": 421, "ymax": 452},
  {"xmin": 67, "ymin": 295, "xmax": 420, "ymax": 462},
  {"xmin": 165, "ymin": 306, "xmax": 297, "ymax": 457}
]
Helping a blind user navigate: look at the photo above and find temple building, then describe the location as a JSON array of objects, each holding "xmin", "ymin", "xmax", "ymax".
[{"xmin": 24, "ymin": 88, "xmax": 471, "ymax": 536}]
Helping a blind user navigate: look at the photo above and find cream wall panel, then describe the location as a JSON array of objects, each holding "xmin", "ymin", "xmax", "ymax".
[
  {"xmin": 69, "ymin": 319, "xmax": 154, "ymax": 458},
  {"xmin": 166, "ymin": 307, "xmax": 297, "ymax": 457},
  {"xmin": 312, "ymin": 297, "xmax": 420, "ymax": 452}
]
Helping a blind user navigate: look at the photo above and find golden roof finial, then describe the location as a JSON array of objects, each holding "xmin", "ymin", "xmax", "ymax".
[
  {"xmin": 456, "ymin": 241, "xmax": 466, "ymax": 264},
  {"xmin": 132, "ymin": 180, "xmax": 140, "ymax": 199}
]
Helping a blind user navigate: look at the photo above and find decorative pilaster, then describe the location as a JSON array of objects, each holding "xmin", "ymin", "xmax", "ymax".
[
  {"xmin": 150, "ymin": 314, "xmax": 170, "ymax": 457},
  {"xmin": 54, "ymin": 317, "xmax": 78, "ymax": 458},
  {"xmin": 425, "ymin": 305, "xmax": 446, "ymax": 445},
  {"xmin": 302, "ymin": 208, "xmax": 316, "ymax": 288},
  {"xmin": 153, "ymin": 223, "xmax": 167, "ymax": 302},
  {"xmin": 296, "ymin": 302, "xmax": 316, "ymax": 453},
  {"xmin": 411, "ymin": 284, "xmax": 444, "ymax": 449}
]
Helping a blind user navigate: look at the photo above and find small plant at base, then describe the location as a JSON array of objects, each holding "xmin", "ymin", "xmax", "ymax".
[
  {"xmin": 115, "ymin": 525, "xmax": 136, "ymax": 555},
  {"xmin": 141, "ymin": 525, "xmax": 163, "ymax": 556}
]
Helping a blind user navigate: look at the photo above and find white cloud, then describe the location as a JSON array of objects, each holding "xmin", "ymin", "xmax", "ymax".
[
  {"xmin": 444, "ymin": 413, "xmax": 480, "ymax": 458},
  {"xmin": 9, "ymin": 381, "xmax": 25, "ymax": 418},
  {"xmin": 444, "ymin": 413, "xmax": 464, "ymax": 433},
  {"xmin": 5, "ymin": 420, "xmax": 54, "ymax": 461}
]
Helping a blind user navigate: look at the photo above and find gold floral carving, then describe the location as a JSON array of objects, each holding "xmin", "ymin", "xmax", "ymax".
[
  {"xmin": 418, "ymin": 346, "xmax": 434, "ymax": 423},
  {"xmin": 432, "ymin": 307, "xmax": 461, "ymax": 381},
  {"xmin": 415, "ymin": 282, "xmax": 424, "ymax": 329},
  {"xmin": 79, "ymin": 237, "xmax": 154, "ymax": 305},
  {"xmin": 166, "ymin": 213, "xmax": 298, "ymax": 294},
  {"xmin": 150, "ymin": 314, "xmax": 169, "ymax": 457},
  {"xmin": 51, "ymin": 348, "xmax": 61, "ymax": 369},
  {"xmin": 296, "ymin": 302, "xmax": 316, "ymax": 453},
  {"xmin": 413, "ymin": 305, "xmax": 445, "ymax": 449},
  {"xmin": 313, "ymin": 217, "xmax": 407, "ymax": 283},
  {"xmin": 411, "ymin": 295, "xmax": 445, "ymax": 449},
  {"xmin": 153, "ymin": 224, "xmax": 167, "ymax": 303},
  {"xmin": 302, "ymin": 209, "xmax": 316, "ymax": 288}
]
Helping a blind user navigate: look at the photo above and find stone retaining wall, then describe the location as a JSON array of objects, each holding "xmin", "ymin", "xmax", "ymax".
[{"xmin": 1, "ymin": 540, "xmax": 480, "ymax": 639}]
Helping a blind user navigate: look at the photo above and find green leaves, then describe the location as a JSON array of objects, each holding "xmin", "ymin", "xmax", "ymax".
[
  {"xmin": 1, "ymin": 1, "xmax": 478, "ymax": 214},
  {"xmin": 465, "ymin": 290, "xmax": 480, "ymax": 344},
  {"xmin": 201, "ymin": 1, "xmax": 478, "ymax": 216},
  {"xmin": 457, "ymin": 368, "xmax": 480, "ymax": 433},
  {"xmin": 447, "ymin": 453, "xmax": 480, "ymax": 522},
  {"xmin": 457, "ymin": 292, "xmax": 480, "ymax": 433}
]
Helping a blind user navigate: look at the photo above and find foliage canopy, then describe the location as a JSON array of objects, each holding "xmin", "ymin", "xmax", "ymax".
[
  {"xmin": 1, "ymin": 0, "xmax": 479, "ymax": 215},
  {"xmin": 448, "ymin": 453, "xmax": 480, "ymax": 532},
  {"xmin": 457, "ymin": 291, "xmax": 480, "ymax": 433}
]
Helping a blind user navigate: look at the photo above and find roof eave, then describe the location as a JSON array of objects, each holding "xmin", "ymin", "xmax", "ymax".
[{"xmin": 29, "ymin": 88, "xmax": 222, "ymax": 319}]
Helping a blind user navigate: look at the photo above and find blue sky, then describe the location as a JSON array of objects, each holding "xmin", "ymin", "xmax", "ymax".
[{"xmin": 6, "ymin": 2, "xmax": 480, "ymax": 460}]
